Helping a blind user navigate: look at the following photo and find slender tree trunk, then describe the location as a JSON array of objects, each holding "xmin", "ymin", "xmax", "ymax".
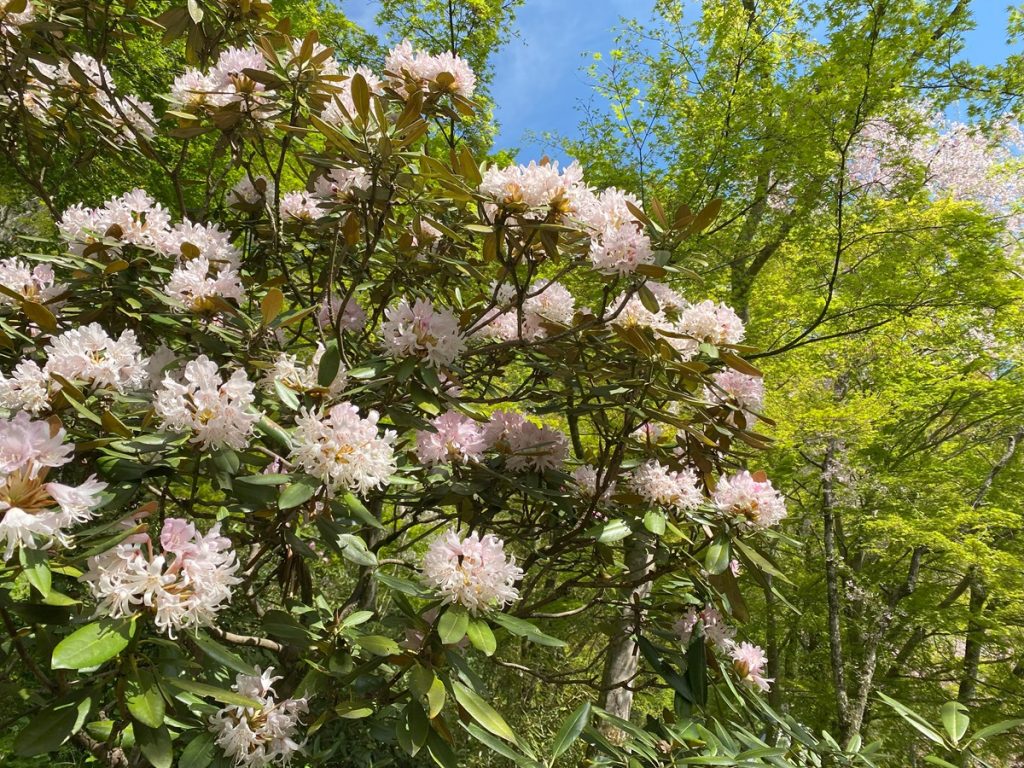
[
  {"xmin": 957, "ymin": 573, "xmax": 987, "ymax": 705},
  {"xmin": 598, "ymin": 537, "xmax": 656, "ymax": 722},
  {"xmin": 822, "ymin": 438, "xmax": 851, "ymax": 741}
]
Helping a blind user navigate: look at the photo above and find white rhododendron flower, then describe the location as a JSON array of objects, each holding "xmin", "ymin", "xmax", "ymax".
[
  {"xmin": 209, "ymin": 667, "xmax": 308, "ymax": 768},
  {"xmin": 170, "ymin": 46, "xmax": 270, "ymax": 111},
  {"xmin": 83, "ymin": 517, "xmax": 240, "ymax": 636},
  {"xmin": 706, "ymin": 369, "xmax": 765, "ymax": 424},
  {"xmin": 712, "ymin": 471, "xmax": 787, "ymax": 529},
  {"xmin": 228, "ymin": 175, "xmax": 274, "ymax": 207},
  {"xmin": 385, "ymin": 40, "xmax": 476, "ymax": 98},
  {"xmin": 313, "ymin": 166, "xmax": 371, "ymax": 200},
  {"xmin": 280, "ymin": 191, "xmax": 321, "ymax": 221},
  {"xmin": 0, "ymin": 413, "xmax": 106, "ymax": 559},
  {"xmin": 165, "ymin": 256, "xmax": 244, "ymax": 313},
  {"xmin": 632, "ymin": 461, "xmax": 703, "ymax": 512},
  {"xmin": 0, "ymin": 257, "xmax": 64, "ymax": 305},
  {"xmin": 730, "ymin": 641, "xmax": 772, "ymax": 692},
  {"xmin": 290, "ymin": 404, "xmax": 397, "ymax": 493},
  {"xmin": 573, "ymin": 464, "xmax": 616, "ymax": 502},
  {"xmin": 59, "ymin": 189, "xmax": 173, "ymax": 255},
  {"xmin": 380, "ymin": 298, "xmax": 465, "ymax": 368},
  {"xmin": 478, "ymin": 280, "xmax": 576, "ymax": 341},
  {"xmin": 415, "ymin": 411, "xmax": 487, "ymax": 466},
  {"xmin": 677, "ymin": 300, "xmax": 745, "ymax": 346},
  {"xmin": 44, "ymin": 323, "xmax": 148, "ymax": 392},
  {"xmin": 483, "ymin": 411, "xmax": 568, "ymax": 472},
  {"xmin": 479, "ymin": 159, "xmax": 584, "ymax": 210},
  {"xmin": 0, "ymin": 360, "xmax": 52, "ymax": 414},
  {"xmin": 421, "ymin": 530, "xmax": 523, "ymax": 614},
  {"xmin": 154, "ymin": 355, "xmax": 260, "ymax": 449},
  {"xmin": 265, "ymin": 344, "xmax": 346, "ymax": 397}
]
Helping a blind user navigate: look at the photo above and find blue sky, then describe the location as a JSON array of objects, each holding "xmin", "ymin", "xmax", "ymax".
[{"xmin": 344, "ymin": 1, "xmax": 1020, "ymax": 162}]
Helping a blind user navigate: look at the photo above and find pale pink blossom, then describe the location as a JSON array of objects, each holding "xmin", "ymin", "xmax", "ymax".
[
  {"xmin": 312, "ymin": 166, "xmax": 371, "ymax": 200},
  {"xmin": 290, "ymin": 404, "xmax": 396, "ymax": 494},
  {"xmin": 317, "ymin": 293, "xmax": 366, "ymax": 333},
  {"xmin": 573, "ymin": 465, "xmax": 616, "ymax": 502},
  {"xmin": 385, "ymin": 40, "xmax": 476, "ymax": 98},
  {"xmin": 83, "ymin": 517, "xmax": 240, "ymax": 636},
  {"xmin": 477, "ymin": 280, "xmax": 575, "ymax": 341},
  {"xmin": 712, "ymin": 471, "xmax": 786, "ymax": 529},
  {"xmin": 265, "ymin": 344, "xmax": 346, "ymax": 397},
  {"xmin": 631, "ymin": 461, "xmax": 703, "ymax": 512},
  {"xmin": 421, "ymin": 530, "xmax": 522, "ymax": 614},
  {"xmin": 0, "ymin": 258, "xmax": 64, "ymax": 305},
  {"xmin": 0, "ymin": 360, "xmax": 52, "ymax": 414},
  {"xmin": 321, "ymin": 66, "xmax": 384, "ymax": 123},
  {"xmin": 280, "ymin": 191, "xmax": 321, "ymax": 222},
  {"xmin": 705, "ymin": 370, "xmax": 764, "ymax": 424},
  {"xmin": 677, "ymin": 300, "xmax": 745, "ymax": 346},
  {"xmin": 165, "ymin": 256, "xmax": 244, "ymax": 313},
  {"xmin": 479, "ymin": 160, "xmax": 584, "ymax": 210},
  {"xmin": 730, "ymin": 641, "xmax": 772, "ymax": 692},
  {"xmin": 415, "ymin": 411, "xmax": 487, "ymax": 466},
  {"xmin": 0, "ymin": 413, "xmax": 105, "ymax": 559},
  {"xmin": 380, "ymin": 298, "xmax": 465, "ymax": 368},
  {"xmin": 44, "ymin": 323, "xmax": 148, "ymax": 392}
]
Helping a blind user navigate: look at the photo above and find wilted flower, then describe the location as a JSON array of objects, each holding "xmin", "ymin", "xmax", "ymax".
[{"xmin": 421, "ymin": 530, "xmax": 522, "ymax": 614}]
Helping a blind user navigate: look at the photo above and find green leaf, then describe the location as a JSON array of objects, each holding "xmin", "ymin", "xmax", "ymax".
[
  {"xmin": 940, "ymin": 700, "xmax": 969, "ymax": 744},
  {"xmin": 463, "ymin": 722, "xmax": 540, "ymax": 767},
  {"xmin": 643, "ymin": 511, "xmax": 666, "ymax": 536},
  {"xmin": 923, "ymin": 757, "xmax": 960, "ymax": 768},
  {"xmin": 877, "ymin": 692, "xmax": 945, "ymax": 745},
  {"xmin": 178, "ymin": 732, "xmax": 215, "ymax": 768},
  {"xmin": 969, "ymin": 717, "xmax": 1024, "ymax": 744},
  {"xmin": 51, "ymin": 618, "xmax": 135, "ymax": 670},
  {"xmin": 278, "ymin": 476, "xmax": 319, "ymax": 509},
  {"xmin": 491, "ymin": 612, "xmax": 566, "ymax": 648},
  {"xmin": 13, "ymin": 696, "xmax": 92, "ymax": 756},
  {"xmin": 261, "ymin": 287, "xmax": 284, "ymax": 325},
  {"xmin": 550, "ymin": 701, "xmax": 590, "ymax": 761},
  {"xmin": 466, "ymin": 618, "xmax": 497, "ymax": 656},
  {"xmin": 396, "ymin": 699, "xmax": 429, "ymax": 756},
  {"xmin": 333, "ymin": 533, "xmax": 378, "ymax": 567},
  {"xmin": 317, "ymin": 340, "xmax": 341, "ymax": 387},
  {"xmin": 127, "ymin": 671, "xmax": 165, "ymax": 728},
  {"xmin": 134, "ymin": 721, "xmax": 173, "ymax": 768},
  {"xmin": 19, "ymin": 547, "xmax": 51, "ymax": 598},
  {"xmin": 354, "ymin": 635, "xmax": 400, "ymax": 656},
  {"xmin": 451, "ymin": 680, "xmax": 516, "ymax": 742},
  {"xmin": 588, "ymin": 519, "xmax": 631, "ymax": 543},
  {"xmin": 164, "ymin": 678, "xmax": 262, "ymax": 709},
  {"xmin": 192, "ymin": 632, "xmax": 256, "ymax": 675},
  {"xmin": 336, "ymin": 492, "xmax": 384, "ymax": 530},
  {"xmin": 704, "ymin": 536, "xmax": 730, "ymax": 575},
  {"xmin": 438, "ymin": 607, "xmax": 470, "ymax": 645}
]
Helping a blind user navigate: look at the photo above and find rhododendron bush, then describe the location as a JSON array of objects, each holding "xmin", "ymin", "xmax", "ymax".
[{"xmin": 0, "ymin": 1, "xmax": 803, "ymax": 766}]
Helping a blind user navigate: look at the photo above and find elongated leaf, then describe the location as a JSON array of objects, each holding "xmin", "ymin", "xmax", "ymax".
[
  {"xmin": 466, "ymin": 619, "xmax": 496, "ymax": 656},
  {"xmin": 19, "ymin": 547, "xmax": 50, "ymax": 598},
  {"xmin": 261, "ymin": 288, "xmax": 284, "ymax": 325},
  {"xmin": 491, "ymin": 612, "xmax": 566, "ymax": 648},
  {"xmin": 165, "ymin": 678, "xmax": 262, "ymax": 709},
  {"xmin": 127, "ymin": 671, "xmax": 165, "ymax": 728},
  {"xmin": 51, "ymin": 618, "xmax": 134, "ymax": 670},
  {"xmin": 317, "ymin": 340, "xmax": 341, "ymax": 387},
  {"xmin": 940, "ymin": 700, "xmax": 969, "ymax": 743},
  {"xmin": 550, "ymin": 701, "xmax": 590, "ymax": 760},
  {"xmin": 452, "ymin": 680, "xmax": 516, "ymax": 742},
  {"xmin": 178, "ymin": 732, "xmax": 215, "ymax": 768},
  {"xmin": 13, "ymin": 697, "xmax": 92, "ymax": 756},
  {"xmin": 970, "ymin": 717, "xmax": 1024, "ymax": 743},
  {"xmin": 135, "ymin": 721, "xmax": 172, "ymax": 768}
]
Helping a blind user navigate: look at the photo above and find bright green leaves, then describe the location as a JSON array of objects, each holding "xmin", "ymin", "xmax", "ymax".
[
  {"xmin": 126, "ymin": 670, "xmax": 166, "ymax": 728},
  {"xmin": 549, "ymin": 701, "xmax": 591, "ymax": 763},
  {"xmin": 51, "ymin": 617, "xmax": 135, "ymax": 670},
  {"xmin": 437, "ymin": 606, "xmax": 470, "ymax": 645},
  {"xmin": 451, "ymin": 680, "xmax": 516, "ymax": 742}
]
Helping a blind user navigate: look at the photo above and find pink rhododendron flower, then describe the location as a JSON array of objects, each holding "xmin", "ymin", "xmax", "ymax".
[
  {"xmin": 421, "ymin": 530, "xmax": 523, "ymax": 614},
  {"xmin": 712, "ymin": 471, "xmax": 787, "ymax": 528}
]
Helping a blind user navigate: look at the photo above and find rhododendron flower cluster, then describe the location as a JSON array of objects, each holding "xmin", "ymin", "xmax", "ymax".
[
  {"xmin": 290, "ymin": 404, "xmax": 397, "ymax": 493},
  {"xmin": 380, "ymin": 298, "xmax": 465, "ymax": 367},
  {"xmin": 0, "ymin": 257, "xmax": 64, "ymax": 305},
  {"xmin": 166, "ymin": 256, "xmax": 244, "ymax": 313},
  {"xmin": 317, "ymin": 293, "xmax": 367, "ymax": 333},
  {"xmin": 730, "ymin": 641, "xmax": 772, "ymax": 692},
  {"xmin": 83, "ymin": 517, "xmax": 240, "ymax": 635},
  {"xmin": 573, "ymin": 464, "xmax": 617, "ymax": 502},
  {"xmin": 209, "ymin": 667, "xmax": 308, "ymax": 768},
  {"xmin": 154, "ymin": 356, "xmax": 260, "ymax": 450},
  {"xmin": 713, "ymin": 471, "xmax": 787, "ymax": 528},
  {"xmin": 632, "ymin": 460, "xmax": 703, "ymax": 512},
  {"xmin": 384, "ymin": 40, "xmax": 476, "ymax": 98},
  {"xmin": 677, "ymin": 300, "xmax": 745, "ymax": 345},
  {"xmin": 44, "ymin": 323, "xmax": 149, "ymax": 392},
  {"xmin": 266, "ymin": 344, "xmax": 347, "ymax": 397},
  {"xmin": 483, "ymin": 411, "xmax": 569, "ymax": 473},
  {"xmin": 706, "ymin": 370, "xmax": 765, "ymax": 424},
  {"xmin": 421, "ymin": 530, "xmax": 523, "ymax": 614},
  {"xmin": 415, "ymin": 411, "xmax": 487, "ymax": 466},
  {"xmin": 674, "ymin": 604, "xmax": 736, "ymax": 650},
  {"xmin": 0, "ymin": 413, "xmax": 105, "ymax": 559},
  {"xmin": 170, "ymin": 46, "xmax": 269, "ymax": 111},
  {"xmin": 477, "ymin": 280, "xmax": 576, "ymax": 341}
]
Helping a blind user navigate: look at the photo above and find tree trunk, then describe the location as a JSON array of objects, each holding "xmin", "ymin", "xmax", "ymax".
[
  {"xmin": 822, "ymin": 439, "xmax": 852, "ymax": 740},
  {"xmin": 598, "ymin": 537, "xmax": 656, "ymax": 722},
  {"xmin": 957, "ymin": 573, "xmax": 987, "ymax": 705}
]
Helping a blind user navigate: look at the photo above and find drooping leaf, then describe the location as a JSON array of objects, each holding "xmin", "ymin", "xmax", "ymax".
[{"xmin": 51, "ymin": 617, "xmax": 135, "ymax": 670}]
